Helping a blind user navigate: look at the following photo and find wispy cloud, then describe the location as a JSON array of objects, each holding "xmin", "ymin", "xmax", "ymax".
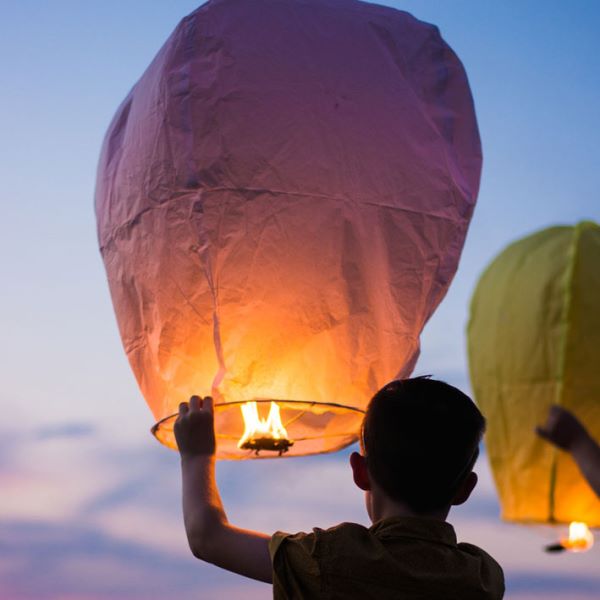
[
  {"xmin": 0, "ymin": 519, "xmax": 270, "ymax": 600},
  {"xmin": 508, "ymin": 570, "xmax": 600, "ymax": 595},
  {"xmin": 2, "ymin": 424, "xmax": 600, "ymax": 599},
  {"xmin": 34, "ymin": 422, "xmax": 97, "ymax": 440}
]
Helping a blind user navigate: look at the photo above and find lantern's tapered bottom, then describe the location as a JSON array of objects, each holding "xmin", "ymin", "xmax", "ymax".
[{"xmin": 151, "ymin": 399, "xmax": 365, "ymax": 459}]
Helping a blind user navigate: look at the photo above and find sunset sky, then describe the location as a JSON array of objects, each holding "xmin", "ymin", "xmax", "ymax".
[{"xmin": 1, "ymin": 1, "xmax": 600, "ymax": 598}]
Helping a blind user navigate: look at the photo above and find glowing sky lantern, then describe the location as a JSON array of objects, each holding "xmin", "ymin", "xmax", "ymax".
[
  {"xmin": 468, "ymin": 222, "xmax": 600, "ymax": 547},
  {"xmin": 95, "ymin": 0, "xmax": 481, "ymax": 459}
]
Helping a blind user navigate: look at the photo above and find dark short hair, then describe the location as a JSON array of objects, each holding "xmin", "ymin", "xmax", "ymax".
[{"xmin": 362, "ymin": 377, "xmax": 485, "ymax": 513}]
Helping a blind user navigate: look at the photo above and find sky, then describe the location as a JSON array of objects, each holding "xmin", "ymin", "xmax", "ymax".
[{"xmin": 1, "ymin": 0, "xmax": 600, "ymax": 598}]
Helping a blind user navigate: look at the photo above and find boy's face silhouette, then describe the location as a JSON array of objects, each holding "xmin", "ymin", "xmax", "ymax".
[{"xmin": 349, "ymin": 451, "xmax": 478, "ymax": 523}]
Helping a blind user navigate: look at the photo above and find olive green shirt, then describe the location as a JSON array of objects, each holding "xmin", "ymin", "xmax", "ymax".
[{"xmin": 270, "ymin": 517, "xmax": 504, "ymax": 599}]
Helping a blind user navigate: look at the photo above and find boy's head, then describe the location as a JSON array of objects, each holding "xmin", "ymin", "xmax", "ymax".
[{"xmin": 351, "ymin": 377, "xmax": 485, "ymax": 517}]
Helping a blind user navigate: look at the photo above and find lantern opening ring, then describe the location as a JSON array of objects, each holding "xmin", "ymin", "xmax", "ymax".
[{"xmin": 151, "ymin": 399, "xmax": 365, "ymax": 459}]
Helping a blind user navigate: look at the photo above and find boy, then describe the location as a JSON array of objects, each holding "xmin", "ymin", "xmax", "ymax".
[{"xmin": 175, "ymin": 377, "xmax": 505, "ymax": 599}]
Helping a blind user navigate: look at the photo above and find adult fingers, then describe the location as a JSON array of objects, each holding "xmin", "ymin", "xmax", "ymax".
[
  {"xmin": 548, "ymin": 404, "xmax": 564, "ymax": 419},
  {"xmin": 535, "ymin": 426, "xmax": 552, "ymax": 441}
]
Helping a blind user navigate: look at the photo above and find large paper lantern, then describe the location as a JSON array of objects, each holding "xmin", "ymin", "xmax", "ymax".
[
  {"xmin": 468, "ymin": 221, "xmax": 600, "ymax": 525},
  {"xmin": 95, "ymin": 0, "xmax": 481, "ymax": 458}
]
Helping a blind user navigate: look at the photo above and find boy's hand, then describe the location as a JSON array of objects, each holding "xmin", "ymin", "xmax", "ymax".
[
  {"xmin": 174, "ymin": 395, "xmax": 216, "ymax": 457},
  {"xmin": 536, "ymin": 405, "xmax": 588, "ymax": 452}
]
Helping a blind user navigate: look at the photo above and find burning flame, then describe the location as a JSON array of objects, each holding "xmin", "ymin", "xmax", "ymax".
[
  {"xmin": 561, "ymin": 522, "xmax": 594, "ymax": 552},
  {"xmin": 238, "ymin": 401, "xmax": 292, "ymax": 453}
]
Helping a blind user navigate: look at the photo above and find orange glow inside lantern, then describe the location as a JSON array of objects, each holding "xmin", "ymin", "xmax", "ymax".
[{"xmin": 561, "ymin": 522, "xmax": 594, "ymax": 552}]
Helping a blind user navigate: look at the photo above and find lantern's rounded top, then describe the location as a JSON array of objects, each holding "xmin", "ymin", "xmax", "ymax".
[
  {"xmin": 152, "ymin": 399, "xmax": 365, "ymax": 459},
  {"xmin": 95, "ymin": 0, "xmax": 482, "ymax": 248}
]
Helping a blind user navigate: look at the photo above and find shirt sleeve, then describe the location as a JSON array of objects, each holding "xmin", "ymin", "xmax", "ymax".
[{"xmin": 270, "ymin": 530, "xmax": 323, "ymax": 600}]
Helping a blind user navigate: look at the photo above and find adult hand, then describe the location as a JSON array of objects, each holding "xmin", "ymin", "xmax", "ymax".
[
  {"xmin": 174, "ymin": 395, "xmax": 216, "ymax": 457},
  {"xmin": 536, "ymin": 405, "xmax": 588, "ymax": 452}
]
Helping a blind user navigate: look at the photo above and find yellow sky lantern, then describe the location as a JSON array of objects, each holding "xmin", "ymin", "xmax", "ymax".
[
  {"xmin": 95, "ymin": 0, "xmax": 481, "ymax": 459},
  {"xmin": 468, "ymin": 222, "xmax": 600, "ymax": 537}
]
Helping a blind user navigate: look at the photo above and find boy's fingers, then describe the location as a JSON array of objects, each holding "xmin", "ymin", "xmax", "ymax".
[
  {"xmin": 203, "ymin": 396, "xmax": 214, "ymax": 414},
  {"xmin": 189, "ymin": 395, "xmax": 201, "ymax": 412},
  {"xmin": 178, "ymin": 402, "xmax": 189, "ymax": 417}
]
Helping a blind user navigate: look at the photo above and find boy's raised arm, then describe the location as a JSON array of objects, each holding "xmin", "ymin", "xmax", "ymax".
[{"xmin": 175, "ymin": 396, "xmax": 273, "ymax": 583}]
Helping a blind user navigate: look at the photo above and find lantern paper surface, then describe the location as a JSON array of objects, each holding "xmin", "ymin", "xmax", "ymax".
[
  {"xmin": 468, "ymin": 222, "xmax": 600, "ymax": 525},
  {"xmin": 95, "ymin": 0, "xmax": 481, "ymax": 458}
]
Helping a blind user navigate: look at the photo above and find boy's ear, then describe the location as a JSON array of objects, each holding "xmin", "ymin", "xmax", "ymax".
[
  {"xmin": 350, "ymin": 451, "xmax": 371, "ymax": 491},
  {"xmin": 451, "ymin": 471, "xmax": 478, "ymax": 506}
]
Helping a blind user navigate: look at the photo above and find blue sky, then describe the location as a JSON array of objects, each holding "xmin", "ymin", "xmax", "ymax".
[{"xmin": 1, "ymin": 1, "xmax": 599, "ymax": 598}]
